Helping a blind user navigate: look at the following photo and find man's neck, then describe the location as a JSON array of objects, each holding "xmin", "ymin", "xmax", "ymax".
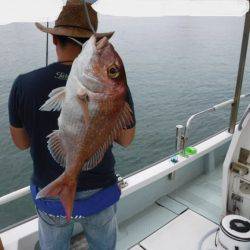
[
  {"xmin": 57, "ymin": 55, "xmax": 75, "ymax": 65},
  {"xmin": 57, "ymin": 46, "xmax": 81, "ymax": 65}
]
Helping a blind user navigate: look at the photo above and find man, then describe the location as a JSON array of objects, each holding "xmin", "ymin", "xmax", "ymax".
[{"xmin": 8, "ymin": 1, "xmax": 135, "ymax": 249}]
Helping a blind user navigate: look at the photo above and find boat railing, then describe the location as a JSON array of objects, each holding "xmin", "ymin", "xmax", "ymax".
[
  {"xmin": 1, "ymin": 94, "xmax": 249, "ymax": 209},
  {"xmin": 0, "ymin": 186, "xmax": 30, "ymax": 206},
  {"xmin": 238, "ymin": 104, "xmax": 250, "ymax": 130},
  {"xmin": 176, "ymin": 93, "xmax": 250, "ymax": 151},
  {"xmin": 0, "ymin": 173, "xmax": 130, "ymax": 207}
]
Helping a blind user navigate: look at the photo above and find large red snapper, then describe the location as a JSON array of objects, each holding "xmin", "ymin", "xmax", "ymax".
[{"xmin": 38, "ymin": 35, "xmax": 133, "ymax": 221}]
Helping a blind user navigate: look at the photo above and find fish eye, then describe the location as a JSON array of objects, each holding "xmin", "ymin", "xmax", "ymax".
[{"xmin": 107, "ymin": 65, "xmax": 120, "ymax": 79}]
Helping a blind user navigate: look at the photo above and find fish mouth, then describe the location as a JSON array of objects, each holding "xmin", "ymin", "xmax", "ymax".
[
  {"xmin": 96, "ymin": 36, "xmax": 109, "ymax": 50},
  {"xmin": 79, "ymin": 35, "xmax": 116, "ymax": 95},
  {"xmin": 91, "ymin": 35, "xmax": 110, "ymax": 51}
]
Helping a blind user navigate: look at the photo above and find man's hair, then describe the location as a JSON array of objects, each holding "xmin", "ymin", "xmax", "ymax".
[{"xmin": 55, "ymin": 35, "xmax": 89, "ymax": 47}]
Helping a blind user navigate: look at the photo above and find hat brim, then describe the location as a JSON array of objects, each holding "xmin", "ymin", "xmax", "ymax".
[{"xmin": 35, "ymin": 23, "xmax": 114, "ymax": 39}]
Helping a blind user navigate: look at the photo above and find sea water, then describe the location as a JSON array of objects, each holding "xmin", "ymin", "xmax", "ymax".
[{"xmin": 0, "ymin": 15, "xmax": 250, "ymax": 229}]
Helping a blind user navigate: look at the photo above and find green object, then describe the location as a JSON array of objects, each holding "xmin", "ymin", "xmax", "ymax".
[{"xmin": 184, "ymin": 146, "xmax": 197, "ymax": 156}]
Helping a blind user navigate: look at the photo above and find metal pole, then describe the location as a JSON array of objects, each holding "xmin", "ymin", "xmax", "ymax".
[
  {"xmin": 229, "ymin": 6, "xmax": 250, "ymax": 133},
  {"xmin": 45, "ymin": 22, "xmax": 49, "ymax": 66},
  {"xmin": 176, "ymin": 125, "xmax": 184, "ymax": 151},
  {"xmin": 170, "ymin": 125, "xmax": 184, "ymax": 180},
  {"xmin": 180, "ymin": 94, "xmax": 250, "ymax": 150}
]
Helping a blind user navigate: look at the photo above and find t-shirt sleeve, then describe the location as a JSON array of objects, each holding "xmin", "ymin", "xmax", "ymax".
[
  {"xmin": 125, "ymin": 87, "xmax": 136, "ymax": 129},
  {"xmin": 8, "ymin": 76, "xmax": 23, "ymax": 128}
]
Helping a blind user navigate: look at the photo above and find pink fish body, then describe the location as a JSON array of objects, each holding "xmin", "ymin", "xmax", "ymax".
[{"xmin": 38, "ymin": 36, "xmax": 133, "ymax": 221}]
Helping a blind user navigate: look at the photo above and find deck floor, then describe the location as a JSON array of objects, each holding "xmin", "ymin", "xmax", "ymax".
[
  {"xmin": 139, "ymin": 210, "xmax": 217, "ymax": 250},
  {"xmin": 70, "ymin": 166, "xmax": 223, "ymax": 250},
  {"xmin": 117, "ymin": 166, "xmax": 222, "ymax": 249},
  {"xmin": 169, "ymin": 165, "xmax": 222, "ymax": 224}
]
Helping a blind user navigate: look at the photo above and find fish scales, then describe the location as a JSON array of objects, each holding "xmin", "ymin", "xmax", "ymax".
[{"xmin": 37, "ymin": 35, "xmax": 133, "ymax": 221}]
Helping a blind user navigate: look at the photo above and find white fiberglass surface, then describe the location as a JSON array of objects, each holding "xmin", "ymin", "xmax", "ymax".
[
  {"xmin": 93, "ymin": 0, "xmax": 249, "ymax": 17},
  {"xmin": 140, "ymin": 210, "xmax": 217, "ymax": 250},
  {"xmin": 117, "ymin": 162, "xmax": 225, "ymax": 249},
  {"xmin": 169, "ymin": 165, "xmax": 223, "ymax": 223},
  {"xmin": 0, "ymin": 0, "xmax": 64, "ymax": 25},
  {"xmin": 117, "ymin": 204, "xmax": 177, "ymax": 250},
  {"xmin": 117, "ymin": 165, "xmax": 223, "ymax": 249}
]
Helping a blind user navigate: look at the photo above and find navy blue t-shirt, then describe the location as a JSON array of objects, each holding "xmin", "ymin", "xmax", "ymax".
[{"xmin": 8, "ymin": 62, "xmax": 135, "ymax": 191}]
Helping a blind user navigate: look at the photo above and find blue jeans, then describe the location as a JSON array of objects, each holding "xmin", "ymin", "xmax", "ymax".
[{"xmin": 38, "ymin": 188, "xmax": 118, "ymax": 250}]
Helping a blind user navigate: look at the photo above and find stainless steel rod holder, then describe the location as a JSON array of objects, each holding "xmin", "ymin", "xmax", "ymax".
[{"xmin": 176, "ymin": 125, "xmax": 184, "ymax": 151}]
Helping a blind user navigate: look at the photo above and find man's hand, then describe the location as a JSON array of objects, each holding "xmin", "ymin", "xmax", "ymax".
[
  {"xmin": 9, "ymin": 126, "xmax": 30, "ymax": 150},
  {"xmin": 115, "ymin": 127, "xmax": 135, "ymax": 147}
]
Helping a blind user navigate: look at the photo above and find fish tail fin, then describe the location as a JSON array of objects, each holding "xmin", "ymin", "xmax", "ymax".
[{"xmin": 36, "ymin": 173, "xmax": 77, "ymax": 222}]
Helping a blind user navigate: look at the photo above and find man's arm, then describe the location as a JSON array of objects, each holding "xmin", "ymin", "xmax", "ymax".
[
  {"xmin": 115, "ymin": 87, "xmax": 136, "ymax": 147},
  {"xmin": 8, "ymin": 76, "xmax": 30, "ymax": 150},
  {"xmin": 115, "ymin": 127, "xmax": 135, "ymax": 147},
  {"xmin": 9, "ymin": 126, "xmax": 30, "ymax": 150}
]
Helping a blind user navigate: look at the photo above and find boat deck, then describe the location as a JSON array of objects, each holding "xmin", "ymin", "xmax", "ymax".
[
  {"xmin": 70, "ymin": 165, "xmax": 222, "ymax": 250},
  {"xmin": 169, "ymin": 165, "xmax": 222, "ymax": 224}
]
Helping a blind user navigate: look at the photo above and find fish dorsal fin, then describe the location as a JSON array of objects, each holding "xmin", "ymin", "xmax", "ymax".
[
  {"xmin": 47, "ymin": 130, "xmax": 66, "ymax": 167},
  {"xmin": 40, "ymin": 87, "xmax": 66, "ymax": 112},
  {"xmin": 82, "ymin": 102, "xmax": 134, "ymax": 171}
]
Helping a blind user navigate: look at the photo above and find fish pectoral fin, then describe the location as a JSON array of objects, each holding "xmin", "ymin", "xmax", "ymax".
[
  {"xmin": 106, "ymin": 102, "xmax": 134, "ymax": 142},
  {"xmin": 77, "ymin": 88, "xmax": 89, "ymax": 102},
  {"xmin": 76, "ymin": 91, "xmax": 90, "ymax": 127},
  {"xmin": 40, "ymin": 87, "xmax": 66, "ymax": 111},
  {"xmin": 47, "ymin": 130, "xmax": 66, "ymax": 167},
  {"xmin": 115, "ymin": 102, "xmax": 134, "ymax": 131}
]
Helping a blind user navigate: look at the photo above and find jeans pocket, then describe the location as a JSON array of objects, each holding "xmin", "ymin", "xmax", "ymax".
[
  {"xmin": 85, "ymin": 204, "xmax": 117, "ymax": 227},
  {"xmin": 38, "ymin": 210, "xmax": 70, "ymax": 227}
]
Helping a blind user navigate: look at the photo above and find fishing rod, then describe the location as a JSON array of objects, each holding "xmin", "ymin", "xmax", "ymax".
[
  {"xmin": 82, "ymin": 0, "xmax": 96, "ymax": 34},
  {"xmin": 45, "ymin": 22, "xmax": 49, "ymax": 66}
]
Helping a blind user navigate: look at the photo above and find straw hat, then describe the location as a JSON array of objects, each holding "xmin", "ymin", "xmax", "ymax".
[{"xmin": 35, "ymin": 0, "xmax": 114, "ymax": 39}]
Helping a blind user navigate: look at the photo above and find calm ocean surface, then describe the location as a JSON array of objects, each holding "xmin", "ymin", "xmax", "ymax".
[{"xmin": 0, "ymin": 15, "xmax": 250, "ymax": 229}]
